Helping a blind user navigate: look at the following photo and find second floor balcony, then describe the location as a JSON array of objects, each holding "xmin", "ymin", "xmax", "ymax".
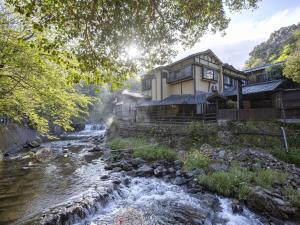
[{"xmin": 167, "ymin": 65, "xmax": 193, "ymax": 84}]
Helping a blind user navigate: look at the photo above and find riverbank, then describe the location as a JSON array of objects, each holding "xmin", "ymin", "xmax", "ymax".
[
  {"xmin": 1, "ymin": 124, "xmax": 266, "ymax": 225},
  {"xmin": 103, "ymin": 134, "xmax": 300, "ymax": 224}
]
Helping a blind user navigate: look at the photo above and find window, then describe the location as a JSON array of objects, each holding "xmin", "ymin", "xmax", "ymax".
[
  {"xmin": 203, "ymin": 67, "xmax": 218, "ymax": 81},
  {"xmin": 142, "ymin": 79, "xmax": 152, "ymax": 90},
  {"xmin": 168, "ymin": 65, "xmax": 193, "ymax": 83},
  {"xmin": 223, "ymin": 75, "xmax": 236, "ymax": 90}
]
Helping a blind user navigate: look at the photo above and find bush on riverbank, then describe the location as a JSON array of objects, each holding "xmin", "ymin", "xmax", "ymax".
[
  {"xmin": 283, "ymin": 187, "xmax": 300, "ymax": 207},
  {"xmin": 133, "ymin": 146, "xmax": 177, "ymax": 161},
  {"xmin": 108, "ymin": 137, "xmax": 176, "ymax": 161},
  {"xmin": 198, "ymin": 167, "xmax": 287, "ymax": 199},
  {"xmin": 108, "ymin": 137, "xmax": 147, "ymax": 150},
  {"xmin": 184, "ymin": 150, "xmax": 210, "ymax": 171},
  {"xmin": 270, "ymin": 147, "xmax": 300, "ymax": 167}
]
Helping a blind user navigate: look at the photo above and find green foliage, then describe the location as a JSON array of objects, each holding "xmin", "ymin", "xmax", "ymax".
[
  {"xmin": 133, "ymin": 146, "xmax": 177, "ymax": 161},
  {"xmin": 283, "ymin": 51, "xmax": 300, "ymax": 83},
  {"xmin": 198, "ymin": 167, "xmax": 252, "ymax": 199},
  {"xmin": 188, "ymin": 122, "xmax": 220, "ymax": 146},
  {"xmin": 198, "ymin": 166, "xmax": 287, "ymax": 199},
  {"xmin": 108, "ymin": 137, "xmax": 147, "ymax": 150},
  {"xmin": 244, "ymin": 25, "xmax": 300, "ymax": 69},
  {"xmin": 108, "ymin": 137, "xmax": 176, "ymax": 161},
  {"xmin": 6, "ymin": 0, "xmax": 259, "ymax": 79},
  {"xmin": 270, "ymin": 147, "xmax": 300, "ymax": 167},
  {"xmin": 0, "ymin": 10, "xmax": 91, "ymax": 133},
  {"xmin": 226, "ymin": 144, "xmax": 243, "ymax": 152},
  {"xmin": 283, "ymin": 187, "xmax": 300, "ymax": 208},
  {"xmin": 184, "ymin": 150, "xmax": 210, "ymax": 171},
  {"xmin": 254, "ymin": 169, "xmax": 287, "ymax": 188}
]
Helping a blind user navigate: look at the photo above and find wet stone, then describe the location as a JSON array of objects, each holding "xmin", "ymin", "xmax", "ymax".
[
  {"xmin": 231, "ymin": 202, "xmax": 243, "ymax": 214},
  {"xmin": 100, "ymin": 175, "xmax": 110, "ymax": 180},
  {"xmin": 154, "ymin": 166, "xmax": 164, "ymax": 177},
  {"xmin": 136, "ymin": 164, "xmax": 153, "ymax": 177},
  {"xmin": 112, "ymin": 167, "xmax": 122, "ymax": 172}
]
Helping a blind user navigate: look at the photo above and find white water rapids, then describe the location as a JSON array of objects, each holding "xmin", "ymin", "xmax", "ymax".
[{"xmin": 0, "ymin": 124, "xmax": 267, "ymax": 225}]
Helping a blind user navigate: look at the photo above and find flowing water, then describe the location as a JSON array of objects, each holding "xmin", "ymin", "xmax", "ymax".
[{"xmin": 0, "ymin": 124, "xmax": 265, "ymax": 225}]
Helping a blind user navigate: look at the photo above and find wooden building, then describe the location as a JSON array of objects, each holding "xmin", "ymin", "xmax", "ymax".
[
  {"xmin": 212, "ymin": 61, "xmax": 300, "ymax": 122},
  {"xmin": 138, "ymin": 49, "xmax": 247, "ymax": 122}
]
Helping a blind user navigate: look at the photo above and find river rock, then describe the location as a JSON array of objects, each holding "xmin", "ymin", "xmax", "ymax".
[
  {"xmin": 100, "ymin": 175, "xmax": 110, "ymax": 180},
  {"xmin": 130, "ymin": 158, "xmax": 146, "ymax": 168},
  {"xmin": 174, "ymin": 160, "xmax": 184, "ymax": 167},
  {"xmin": 112, "ymin": 167, "xmax": 122, "ymax": 172},
  {"xmin": 176, "ymin": 170, "xmax": 183, "ymax": 177},
  {"xmin": 27, "ymin": 140, "xmax": 40, "ymax": 148},
  {"xmin": 246, "ymin": 186, "xmax": 299, "ymax": 221},
  {"xmin": 154, "ymin": 166, "xmax": 164, "ymax": 177},
  {"xmin": 173, "ymin": 177, "xmax": 187, "ymax": 186},
  {"xmin": 231, "ymin": 202, "xmax": 243, "ymax": 214},
  {"xmin": 136, "ymin": 164, "xmax": 153, "ymax": 177},
  {"xmin": 121, "ymin": 162, "xmax": 133, "ymax": 171},
  {"xmin": 168, "ymin": 167, "xmax": 175, "ymax": 174}
]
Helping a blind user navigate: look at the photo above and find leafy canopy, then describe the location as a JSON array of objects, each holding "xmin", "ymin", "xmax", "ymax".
[
  {"xmin": 0, "ymin": 8, "xmax": 91, "ymax": 133},
  {"xmin": 283, "ymin": 29, "xmax": 300, "ymax": 83},
  {"xmin": 6, "ymin": 0, "xmax": 259, "ymax": 84}
]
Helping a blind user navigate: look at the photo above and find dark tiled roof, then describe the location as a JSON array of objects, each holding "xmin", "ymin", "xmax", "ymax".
[
  {"xmin": 137, "ymin": 100, "xmax": 160, "ymax": 107},
  {"xmin": 222, "ymin": 79, "xmax": 285, "ymax": 97},
  {"xmin": 137, "ymin": 92, "xmax": 211, "ymax": 107},
  {"xmin": 243, "ymin": 61, "xmax": 285, "ymax": 73}
]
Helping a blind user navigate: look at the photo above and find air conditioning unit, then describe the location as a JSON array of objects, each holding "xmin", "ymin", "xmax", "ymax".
[{"xmin": 211, "ymin": 85, "xmax": 218, "ymax": 92}]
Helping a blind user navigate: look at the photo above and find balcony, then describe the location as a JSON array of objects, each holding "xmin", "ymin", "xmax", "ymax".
[{"xmin": 167, "ymin": 65, "xmax": 193, "ymax": 84}]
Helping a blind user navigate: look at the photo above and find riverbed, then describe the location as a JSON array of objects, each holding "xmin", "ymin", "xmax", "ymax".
[{"xmin": 0, "ymin": 124, "xmax": 265, "ymax": 225}]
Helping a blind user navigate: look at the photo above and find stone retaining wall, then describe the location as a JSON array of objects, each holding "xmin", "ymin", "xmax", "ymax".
[{"xmin": 0, "ymin": 123, "xmax": 40, "ymax": 155}]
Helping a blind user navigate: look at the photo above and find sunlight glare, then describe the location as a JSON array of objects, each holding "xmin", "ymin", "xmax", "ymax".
[{"xmin": 125, "ymin": 44, "xmax": 139, "ymax": 59}]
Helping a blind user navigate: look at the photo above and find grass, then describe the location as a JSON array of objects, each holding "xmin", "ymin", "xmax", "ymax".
[
  {"xmin": 133, "ymin": 146, "xmax": 177, "ymax": 161},
  {"xmin": 270, "ymin": 147, "xmax": 300, "ymax": 167},
  {"xmin": 198, "ymin": 167, "xmax": 252, "ymax": 199},
  {"xmin": 198, "ymin": 166, "xmax": 287, "ymax": 199},
  {"xmin": 184, "ymin": 150, "xmax": 210, "ymax": 171},
  {"xmin": 108, "ymin": 137, "xmax": 147, "ymax": 150},
  {"xmin": 254, "ymin": 169, "xmax": 287, "ymax": 188},
  {"xmin": 108, "ymin": 137, "xmax": 177, "ymax": 161},
  {"xmin": 283, "ymin": 187, "xmax": 300, "ymax": 208}
]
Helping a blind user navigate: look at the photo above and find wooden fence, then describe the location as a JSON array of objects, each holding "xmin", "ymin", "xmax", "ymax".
[{"xmin": 217, "ymin": 108, "xmax": 281, "ymax": 121}]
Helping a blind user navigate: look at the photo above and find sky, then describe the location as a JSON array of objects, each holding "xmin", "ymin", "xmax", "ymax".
[{"xmin": 173, "ymin": 0, "xmax": 300, "ymax": 69}]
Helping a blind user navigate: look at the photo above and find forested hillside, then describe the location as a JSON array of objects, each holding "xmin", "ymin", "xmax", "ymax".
[{"xmin": 245, "ymin": 23, "xmax": 300, "ymax": 69}]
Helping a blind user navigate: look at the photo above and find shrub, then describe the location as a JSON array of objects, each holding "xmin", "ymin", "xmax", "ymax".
[
  {"xmin": 197, "ymin": 167, "xmax": 286, "ymax": 199},
  {"xmin": 184, "ymin": 150, "xmax": 210, "ymax": 171},
  {"xmin": 198, "ymin": 167, "xmax": 252, "ymax": 198},
  {"xmin": 133, "ymin": 146, "xmax": 177, "ymax": 161},
  {"xmin": 187, "ymin": 122, "xmax": 220, "ymax": 146},
  {"xmin": 283, "ymin": 187, "xmax": 300, "ymax": 207},
  {"xmin": 108, "ymin": 137, "xmax": 147, "ymax": 150},
  {"xmin": 254, "ymin": 169, "xmax": 287, "ymax": 188},
  {"xmin": 271, "ymin": 147, "xmax": 300, "ymax": 167}
]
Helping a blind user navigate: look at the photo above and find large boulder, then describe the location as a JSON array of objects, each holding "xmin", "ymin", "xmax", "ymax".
[
  {"xmin": 136, "ymin": 164, "xmax": 153, "ymax": 177},
  {"xmin": 246, "ymin": 187, "xmax": 300, "ymax": 221}
]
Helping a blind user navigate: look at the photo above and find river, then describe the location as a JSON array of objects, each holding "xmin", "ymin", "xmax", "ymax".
[{"xmin": 0, "ymin": 124, "xmax": 265, "ymax": 225}]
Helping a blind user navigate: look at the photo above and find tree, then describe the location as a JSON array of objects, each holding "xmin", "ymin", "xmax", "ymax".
[
  {"xmin": 283, "ymin": 29, "xmax": 300, "ymax": 83},
  {"xmin": 0, "ymin": 8, "xmax": 91, "ymax": 133},
  {"xmin": 5, "ymin": 0, "xmax": 259, "ymax": 85}
]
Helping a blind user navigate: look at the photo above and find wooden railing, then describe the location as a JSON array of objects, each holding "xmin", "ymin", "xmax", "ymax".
[{"xmin": 217, "ymin": 108, "xmax": 281, "ymax": 121}]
